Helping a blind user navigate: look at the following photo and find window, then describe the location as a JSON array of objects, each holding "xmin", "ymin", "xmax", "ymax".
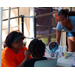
[
  {"xmin": 2, "ymin": 7, "xmax": 32, "ymax": 48},
  {"xmin": 34, "ymin": 7, "xmax": 58, "ymax": 45},
  {"xmin": 2, "ymin": 7, "xmax": 19, "ymax": 49}
]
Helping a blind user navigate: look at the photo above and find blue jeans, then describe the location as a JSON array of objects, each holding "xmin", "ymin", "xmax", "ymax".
[{"xmin": 67, "ymin": 32, "xmax": 75, "ymax": 37}]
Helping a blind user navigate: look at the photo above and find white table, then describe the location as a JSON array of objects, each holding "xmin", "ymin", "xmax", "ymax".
[
  {"xmin": 45, "ymin": 51, "xmax": 73, "ymax": 67},
  {"xmin": 57, "ymin": 57, "xmax": 72, "ymax": 67}
]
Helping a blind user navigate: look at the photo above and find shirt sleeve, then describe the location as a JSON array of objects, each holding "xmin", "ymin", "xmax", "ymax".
[{"xmin": 56, "ymin": 22, "xmax": 63, "ymax": 31}]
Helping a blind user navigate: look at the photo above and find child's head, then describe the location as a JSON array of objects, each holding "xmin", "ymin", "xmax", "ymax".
[{"xmin": 28, "ymin": 39, "xmax": 45, "ymax": 58}]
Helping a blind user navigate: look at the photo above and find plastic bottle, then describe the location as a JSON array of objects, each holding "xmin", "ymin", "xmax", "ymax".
[
  {"xmin": 64, "ymin": 51, "xmax": 67, "ymax": 59},
  {"xmin": 63, "ymin": 46, "xmax": 67, "ymax": 59},
  {"xmin": 59, "ymin": 46, "xmax": 62, "ymax": 58},
  {"xmin": 55, "ymin": 50, "xmax": 59, "ymax": 57},
  {"xmin": 62, "ymin": 47, "xmax": 64, "ymax": 58}
]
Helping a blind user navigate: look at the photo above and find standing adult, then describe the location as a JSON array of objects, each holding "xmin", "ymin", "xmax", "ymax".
[{"xmin": 56, "ymin": 9, "xmax": 75, "ymax": 52}]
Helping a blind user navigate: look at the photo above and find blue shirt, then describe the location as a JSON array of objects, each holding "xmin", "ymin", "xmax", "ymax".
[{"xmin": 56, "ymin": 16, "xmax": 75, "ymax": 32}]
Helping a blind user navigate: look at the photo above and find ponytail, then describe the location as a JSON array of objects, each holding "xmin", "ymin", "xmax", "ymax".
[
  {"xmin": 58, "ymin": 9, "xmax": 75, "ymax": 17},
  {"xmin": 68, "ymin": 11, "xmax": 75, "ymax": 16}
]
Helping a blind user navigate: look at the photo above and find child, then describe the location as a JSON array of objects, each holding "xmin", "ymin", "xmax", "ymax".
[{"xmin": 23, "ymin": 39, "xmax": 47, "ymax": 67}]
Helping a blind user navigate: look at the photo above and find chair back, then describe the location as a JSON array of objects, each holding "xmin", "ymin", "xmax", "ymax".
[{"xmin": 34, "ymin": 58, "xmax": 58, "ymax": 67}]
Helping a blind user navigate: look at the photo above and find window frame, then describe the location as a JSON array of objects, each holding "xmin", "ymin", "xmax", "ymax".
[{"xmin": 2, "ymin": 7, "xmax": 19, "ymax": 49}]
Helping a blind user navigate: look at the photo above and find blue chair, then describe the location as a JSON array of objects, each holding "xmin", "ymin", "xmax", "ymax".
[{"xmin": 34, "ymin": 57, "xmax": 58, "ymax": 67}]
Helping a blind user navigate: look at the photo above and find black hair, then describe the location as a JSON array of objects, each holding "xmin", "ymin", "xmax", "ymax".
[
  {"xmin": 57, "ymin": 9, "xmax": 69, "ymax": 17},
  {"xmin": 58, "ymin": 9, "xmax": 75, "ymax": 17},
  {"xmin": 28, "ymin": 39, "xmax": 45, "ymax": 57},
  {"xmin": 5, "ymin": 31, "xmax": 24, "ymax": 48}
]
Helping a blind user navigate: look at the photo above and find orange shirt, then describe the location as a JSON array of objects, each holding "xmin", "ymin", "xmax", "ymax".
[{"xmin": 1, "ymin": 46, "xmax": 32, "ymax": 67}]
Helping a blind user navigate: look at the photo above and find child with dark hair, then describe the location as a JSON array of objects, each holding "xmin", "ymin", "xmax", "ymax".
[{"xmin": 23, "ymin": 39, "xmax": 47, "ymax": 67}]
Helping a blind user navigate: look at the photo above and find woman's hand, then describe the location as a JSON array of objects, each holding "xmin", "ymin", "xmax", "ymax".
[
  {"xmin": 16, "ymin": 50, "xmax": 30, "ymax": 67},
  {"xmin": 24, "ymin": 50, "xmax": 30, "ymax": 60}
]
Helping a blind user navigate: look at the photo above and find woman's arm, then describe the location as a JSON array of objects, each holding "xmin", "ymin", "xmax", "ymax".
[
  {"xmin": 16, "ymin": 50, "xmax": 30, "ymax": 67},
  {"xmin": 56, "ymin": 29, "xmax": 61, "ymax": 45}
]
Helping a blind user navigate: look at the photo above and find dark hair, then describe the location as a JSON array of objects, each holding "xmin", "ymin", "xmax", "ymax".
[
  {"xmin": 58, "ymin": 9, "xmax": 75, "ymax": 17},
  {"xmin": 28, "ymin": 39, "xmax": 45, "ymax": 57},
  {"xmin": 5, "ymin": 31, "xmax": 24, "ymax": 48}
]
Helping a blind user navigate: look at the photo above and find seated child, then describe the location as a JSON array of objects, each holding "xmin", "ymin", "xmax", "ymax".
[{"xmin": 23, "ymin": 39, "xmax": 47, "ymax": 67}]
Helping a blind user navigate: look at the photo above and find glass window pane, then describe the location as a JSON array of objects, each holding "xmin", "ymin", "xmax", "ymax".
[
  {"xmin": 38, "ymin": 34, "xmax": 56, "ymax": 45},
  {"xmin": 36, "ymin": 13, "xmax": 57, "ymax": 26},
  {"xmin": 2, "ymin": 30, "xmax": 8, "ymax": 42},
  {"xmin": 3, "ymin": 10, "xmax": 8, "ymax": 19},
  {"xmin": 3, "ymin": 7, "xmax": 9, "ymax": 9},
  {"xmin": 51, "ymin": 34, "xmax": 56, "ymax": 42},
  {"xmin": 35, "ymin": 7, "xmax": 57, "ymax": 45},
  {"xmin": 36, "ymin": 26, "xmax": 56, "ymax": 35},
  {"xmin": 10, "ymin": 9, "xmax": 18, "ymax": 18},
  {"xmin": 3, "ymin": 21, "xmax": 8, "ymax": 29},
  {"xmin": 11, "ymin": 7, "xmax": 18, "ymax": 8},
  {"xmin": 40, "ymin": 37, "xmax": 48, "ymax": 45},
  {"xmin": 10, "ymin": 27, "xmax": 18, "ymax": 32},
  {"xmin": 34, "ymin": 7, "xmax": 58, "ymax": 15},
  {"xmin": 10, "ymin": 18, "xmax": 18, "ymax": 27}
]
